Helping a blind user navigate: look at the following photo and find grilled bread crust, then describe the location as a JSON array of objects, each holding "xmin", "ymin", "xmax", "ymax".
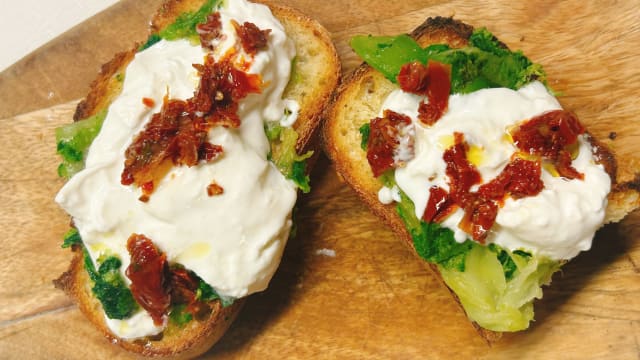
[
  {"xmin": 322, "ymin": 16, "xmax": 640, "ymax": 341},
  {"xmin": 54, "ymin": 0, "xmax": 340, "ymax": 357}
]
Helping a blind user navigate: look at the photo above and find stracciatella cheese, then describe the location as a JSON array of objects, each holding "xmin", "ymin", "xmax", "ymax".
[
  {"xmin": 55, "ymin": 0, "xmax": 297, "ymax": 339},
  {"xmin": 380, "ymin": 81, "xmax": 610, "ymax": 261}
]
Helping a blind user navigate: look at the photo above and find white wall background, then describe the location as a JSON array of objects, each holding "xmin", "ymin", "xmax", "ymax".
[{"xmin": 0, "ymin": 0, "xmax": 119, "ymax": 72}]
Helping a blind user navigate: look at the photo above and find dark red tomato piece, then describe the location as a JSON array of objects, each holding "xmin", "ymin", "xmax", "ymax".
[
  {"xmin": 397, "ymin": 61, "xmax": 430, "ymax": 94},
  {"xmin": 427, "ymin": 134, "xmax": 545, "ymax": 243},
  {"xmin": 422, "ymin": 186, "xmax": 457, "ymax": 223},
  {"xmin": 122, "ymin": 54, "xmax": 263, "ymax": 200},
  {"xmin": 197, "ymin": 12, "xmax": 223, "ymax": 50},
  {"xmin": 511, "ymin": 110, "xmax": 585, "ymax": 180},
  {"xmin": 126, "ymin": 234, "xmax": 171, "ymax": 326},
  {"xmin": 396, "ymin": 61, "xmax": 451, "ymax": 126},
  {"xmin": 458, "ymin": 196, "xmax": 499, "ymax": 244},
  {"xmin": 231, "ymin": 20, "xmax": 271, "ymax": 55},
  {"xmin": 443, "ymin": 132, "xmax": 482, "ymax": 203},
  {"xmin": 478, "ymin": 158, "xmax": 543, "ymax": 201},
  {"xmin": 418, "ymin": 61, "xmax": 451, "ymax": 126},
  {"xmin": 169, "ymin": 268, "xmax": 209, "ymax": 317},
  {"xmin": 366, "ymin": 110, "xmax": 413, "ymax": 177}
]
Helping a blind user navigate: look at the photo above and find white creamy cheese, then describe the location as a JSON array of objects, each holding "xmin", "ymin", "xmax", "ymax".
[
  {"xmin": 55, "ymin": 0, "xmax": 297, "ymax": 339},
  {"xmin": 378, "ymin": 185, "xmax": 401, "ymax": 205},
  {"xmin": 381, "ymin": 81, "xmax": 610, "ymax": 261}
]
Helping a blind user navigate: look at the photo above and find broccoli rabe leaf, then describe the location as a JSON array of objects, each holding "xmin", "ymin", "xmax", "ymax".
[
  {"xmin": 359, "ymin": 123, "xmax": 370, "ymax": 150},
  {"xmin": 440, "ymin": 245, "xmax": 560, "ymax": 331},
  {"xmin": 139, "ymin": 33, "xmax": 161, "ymax": 51},
  {"xmin": 392, "ymin": 187, "xmax": 562, "ymax": 331},
  {"xmin": 266, "ymin": 123, "xmax": 313, "ymax": 193},
  {"xmin": 169, "ymin": 304, "xmax": 193, "ymax": 327},
  {"xmin": 350, "ymin": 28, "xmax": 547, "ymax": 94},
  {"xmin": 489, "ymin": 244, "xmax": 518, "ymax": 281},
  {"xmin": 350, "ymin": 34, "xmax": 427, "ymax": 82},
  {"xmin": 61, "ymin": 228, "xmax": 82, "ymax": 248},
  {"xmin": 196, "ymin": 279, "xmax": 235, "ymax": 307},
  {"xmin": 83, "ymin": 250, "xmax": 138, "ymax": 320},
  {"xmin": 56, "ymin": 109, "xmax": 107, "ymax": 179},
  {"xmin": 290, "ymin": 160, "xmax": 311, "ymax": 194},
  {"xmin": 395, "ymin": 190, "xmax": 474, "ymax": 272},
  {"xmin": 158, "ymin": 0, "xmax": 222, "ymax": 42}
]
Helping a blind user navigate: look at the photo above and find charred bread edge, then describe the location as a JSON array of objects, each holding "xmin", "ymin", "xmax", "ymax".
[
  {"xmin": 323, "ymin": 16, "xmax": 637, "ymax": 343},
  {"xmin": 55, "ymin": 0, "xmax": 340, "ymax": 357}
]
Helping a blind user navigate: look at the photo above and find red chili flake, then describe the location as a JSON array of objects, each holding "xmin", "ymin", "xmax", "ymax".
[
  {"xmin": 142, "ymin": 97, "xmax": 156, "ymax": 108},
  {"xmin": 197, "ymin": 12, "xmax": 224, "ymax": 50},
  {"xmin": 207, "ymin": 181, "xmax": 224, "ymax": 196},
  {"xmin": 121, "ymin": 54, "xmax": 262, "ymax": 200},
  {"xmin": 366, "ymin": 110, "xmax": 414, "ymax": 177},
  {"xmin": 511, "ymin": 110, "xmax": 585, "ymax": 180},
  {"xmin": 231, "ymin": 20, "xmax": 271, "ymax": 55},
  {"xmin": 138, "ymin": 181, "xmax": 155, "ymax": 202},
  {"xmin": 126, "ymin": 234, "xmax": 171, "ymax": 326}
]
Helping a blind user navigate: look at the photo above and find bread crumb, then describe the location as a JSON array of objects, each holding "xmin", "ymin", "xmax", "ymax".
[{"xmin": 315, "ymin": 248, "xmax": 336, "ymax": 257}]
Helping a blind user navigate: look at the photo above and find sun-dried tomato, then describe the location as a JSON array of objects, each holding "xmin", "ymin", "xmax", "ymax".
[
  {"xmin": 231, "ymin": 20, "xmax": 271, "ymax": 55},
  {"xmin": 207, "ymin": 181, "xmax": 224, "ymax": 196},
  {"xmin": 121, "ymin": 54, "xmax": 262, "ymax": 199},
  {"xmin": 197, "ymin": 13, "xmax": 224, "ymax": 50},
  {"xmin": 126, "ymin": 234, "xmax": 170, "ymax": 326},
  {"xmin": 511, "ymin": 110, "xmax": 585, "ymax": 180},
  {"xmin": 366, "ymin": 110, "xmax": 413, "ymax": 177},
  {"xmin": 422, "ymin": 186, "xmax": 457, "ymax": 223},
  {"xmin": 397, "ymin": 61, "xmax": 430, "ymax": 94},
  {"xmin": 426, "ymin": 134, "xmax": 544, "ymax": 243},
  {"xmin": 418, "ymin": 61, "xmax": 451, "ymax": 126},
  {"xmin": 397, "ymin": 61, "xmax": 451, "ymax": 126},
  {"xmin": 169, "ymin": 268, "xmax": 209, "ymax": 317},
  {"xmin": 443, "ymin": 133, "xmax": 482, "ymax": 203}
]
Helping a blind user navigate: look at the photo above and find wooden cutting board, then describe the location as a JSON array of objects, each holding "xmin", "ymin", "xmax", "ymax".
[{"xmin": 1, "ymin": 0, "xmax": 638, "ymax": 358}]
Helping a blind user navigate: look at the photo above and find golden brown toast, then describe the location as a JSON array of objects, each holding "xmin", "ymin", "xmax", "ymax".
[
  {"xmin": 323, "ymin": 16, "xmax": 640, "ymax": 341},
  {"xmin": 54, "ymin": 0, "xmax": 340, "ymax": 357}
]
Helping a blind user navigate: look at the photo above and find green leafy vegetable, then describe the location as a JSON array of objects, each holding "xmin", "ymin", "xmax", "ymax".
[
  {"xmin": 393, "ymin": 188, "xmax": 561, "ymax": 331},
  {"xmin": 169, "ymin": 304, "xmax": 193, "ymax": 327},
  {"xmin": 196, "ymin": 279, "xmax": 234, "ymax": 307},
  {"xmin": 61, "ymin": 228, "xmax": 82, "ymax": 248},
  {"xmin": 56, "ymin": 109, "xmax": 107, "ymax": 179},
  {"xmin": 358, "ymin": 123, "xmax": 370, "ymax": 150},
  {"xmin": 489, "ymin": 244, "xmax": 518, "ymax": 280},
  {"xmin": 267, "ymin": 123, "xmax": 313, "ymax": 193},
  {"xmin": 84, "ymin": 251, "xmax": 138, "ymax": 319},
  {"xmin": 139, "ymin": 33, "xmax": 161, "ymax": 51},
  {"xmin": 158, "ymin": 0, "xmax": 222, "ymax": 42},
  {"xmin": 264, "ymin": 121, "xmax": 283, "ymax": 142},
  {"xmin": 351, "ymin": 26, "xmax": 564, "ymax": 331},
  {"xmin": 439, "ymin": 246, "xmax": 560, "ymax": 331},
  {"xmin": 350, "ymin": 28, "xmax": 546, "ymax": 94},
  {"xmin": 396, "ymin": 191, "xmax": 474, "ymax": 272},
  {"xmin": 350, "ymin": 34, "xmax": 428, "ymax": 82}
]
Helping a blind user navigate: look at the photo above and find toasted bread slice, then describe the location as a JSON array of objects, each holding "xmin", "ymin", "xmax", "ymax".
[
  {"xmin": 54, "ymin": 0, "xmax": 339, "ymax": 357},
  {"xmin": 323, "ymin": 16, "xmax": 640, "ymax": 341}
]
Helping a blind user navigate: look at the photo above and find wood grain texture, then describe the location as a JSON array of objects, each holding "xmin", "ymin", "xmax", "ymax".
[{"xmin": 0, "ymin": 0, "xmax": 639, "ymax": 359}]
